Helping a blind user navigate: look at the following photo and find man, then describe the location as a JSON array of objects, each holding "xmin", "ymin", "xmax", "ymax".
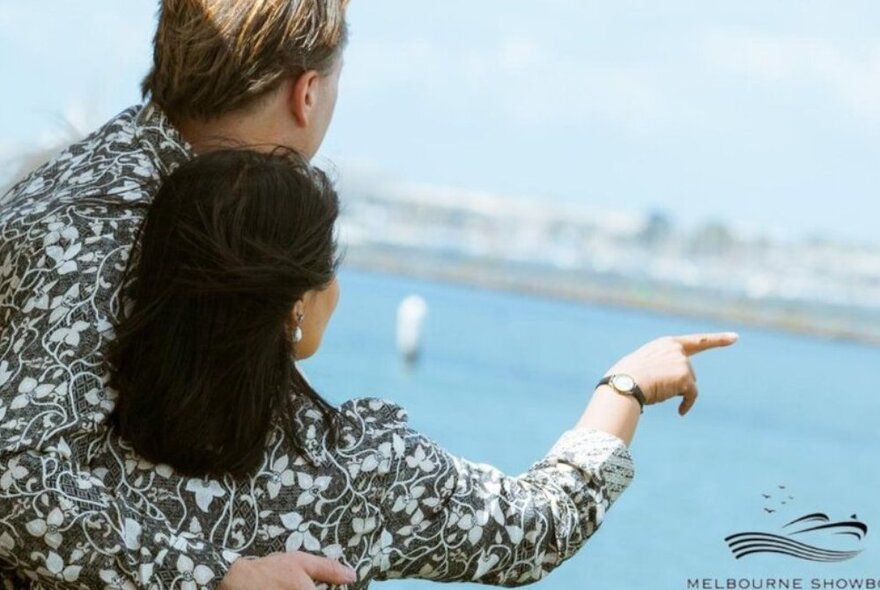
[{"xmin": 0, "ymin": 1, "xmax": 355, "ymax": 587}]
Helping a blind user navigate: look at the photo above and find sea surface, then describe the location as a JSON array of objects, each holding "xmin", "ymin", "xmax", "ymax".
[{"xmin": 302, "ymin": 267, "xmax": 880, "ymax": 590}]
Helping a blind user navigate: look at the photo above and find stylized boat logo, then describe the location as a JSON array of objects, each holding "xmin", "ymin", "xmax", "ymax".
[{"xmin": 724, "ymin": 486, "xmax": 867, "ymax": 562}]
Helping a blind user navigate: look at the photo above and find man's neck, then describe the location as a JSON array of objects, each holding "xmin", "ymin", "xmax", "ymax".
[
  {"xmin": 173, "ymin": 96, "xmax": 309, "ymax": 156},
  {"xmin": 176, "ymin": 116, "xmax": 284, "ymax": 155}
]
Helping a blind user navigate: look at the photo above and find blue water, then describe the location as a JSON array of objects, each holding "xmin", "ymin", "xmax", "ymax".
[{"xmin": 303, "ymin": 267, "xmax": 880, "ymax": 590}]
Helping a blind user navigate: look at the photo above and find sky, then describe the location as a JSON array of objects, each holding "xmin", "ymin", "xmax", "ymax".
[{"xmin": 1, "ymin": 1, "xmax": 879, "ymax": 244}]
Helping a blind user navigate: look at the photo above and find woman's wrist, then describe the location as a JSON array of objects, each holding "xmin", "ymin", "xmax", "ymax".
[{"xmin": 574, "ymin": 384, "xmax": 641, "ymax": 447}]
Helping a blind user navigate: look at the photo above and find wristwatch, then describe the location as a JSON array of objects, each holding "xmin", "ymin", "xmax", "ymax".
[{"xmin": 597, "ymin": 374, "xmax": 646, "ymax": 414}]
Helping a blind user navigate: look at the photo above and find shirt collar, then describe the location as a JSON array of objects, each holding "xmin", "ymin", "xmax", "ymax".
[{"xmin": 133, "ymin": 102, "xmax": 196, "ymax": 175}]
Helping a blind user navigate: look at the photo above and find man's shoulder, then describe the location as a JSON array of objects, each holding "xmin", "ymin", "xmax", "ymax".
[
  {"xmin": 0, "ymin": 104, "xmax": 168, "ymax": 332},
  {"xmin": 1, "ymin": 104, "xmax": 162, "ymax": 213}
]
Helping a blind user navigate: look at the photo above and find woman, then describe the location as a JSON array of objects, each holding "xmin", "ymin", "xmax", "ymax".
[{"xmin": 107, "ymin": 148, "xmax": 737, "ymax": 588}]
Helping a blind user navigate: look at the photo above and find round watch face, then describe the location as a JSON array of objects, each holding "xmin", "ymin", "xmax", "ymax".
[{"xmin": 611, "ymin": 374, "xmax": 635, "ymax": 393}]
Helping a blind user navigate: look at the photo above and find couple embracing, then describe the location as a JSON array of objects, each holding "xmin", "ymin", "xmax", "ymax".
[{"xmin": 0, "ymin": 1, "xmax": 737, "ymax": 588}]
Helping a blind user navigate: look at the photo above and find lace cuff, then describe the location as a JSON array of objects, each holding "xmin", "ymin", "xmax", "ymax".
[{"xmin": 535, "ymin": 427, "xmax": 635, "ymax": 507}]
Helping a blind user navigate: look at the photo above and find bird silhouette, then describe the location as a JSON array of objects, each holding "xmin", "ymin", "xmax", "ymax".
[
  {"xmin": 781, "ymin": 501, "xmax": 787, "ymax": 505},
  {"xmin": 764, "ymin": 508, "xmax": 776, "ymax": 513},
  {"xmin": 778, "ymin": 485, "xmax": 786, "ymax": 489},
  {"xmin": 762, "ymin": 494, "xmax": 771, "ymax": 499},
  {"xmin": 788, "ymin": 496, "xmax": 794, "ymax": 500}
]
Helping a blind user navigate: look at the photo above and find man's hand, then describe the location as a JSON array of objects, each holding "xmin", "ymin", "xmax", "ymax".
[{"xmin": 219, "ymin": 551, "xmax": 358, "ymax": 590}]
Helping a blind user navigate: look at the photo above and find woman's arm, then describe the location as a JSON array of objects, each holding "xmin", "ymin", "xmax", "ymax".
[
  {"xmin": 368, "ymin": 332, "xmax": 737, "ymax": 585},
  {"xmin": 369, "ymin": 406, "xmax": 633, "ymax": 586}
]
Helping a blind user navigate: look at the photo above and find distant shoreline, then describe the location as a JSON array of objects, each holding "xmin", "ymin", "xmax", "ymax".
[{"xmin": 342, "ymin": 248, "xmax": 880, "ymax": 347}]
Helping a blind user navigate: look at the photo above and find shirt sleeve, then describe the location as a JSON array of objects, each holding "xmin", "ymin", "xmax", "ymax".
[
  {"xmin": 0, "ymin": 451, "xmax": 241, "ymax": 589},
  {"xmin": 366, "ymin": 400, "xmax": 635, "ymax": 586}
]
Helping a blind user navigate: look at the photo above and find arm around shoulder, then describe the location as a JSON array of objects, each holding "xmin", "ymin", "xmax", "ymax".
[{"xmin": 0, "ymin": 450, "xmax": 240, "ymax": 589}]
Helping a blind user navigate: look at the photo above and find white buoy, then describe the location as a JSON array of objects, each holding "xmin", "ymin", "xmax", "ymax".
[{"xmin": 396, "ymin": 295, "xmax": 428, "ymax": 365}]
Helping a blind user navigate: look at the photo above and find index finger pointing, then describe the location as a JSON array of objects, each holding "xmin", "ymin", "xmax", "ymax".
[{"xmin": 672, "ymin": 332, "xmax": 739, "ymax": 355}]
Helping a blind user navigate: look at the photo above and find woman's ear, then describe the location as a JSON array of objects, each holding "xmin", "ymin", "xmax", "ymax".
[{"xmin": 288, "ymin": 299, "xmax": 306, "ymax": 330}]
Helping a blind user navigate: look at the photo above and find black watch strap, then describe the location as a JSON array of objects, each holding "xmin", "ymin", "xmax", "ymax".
[{"xmin": 597, "ymin": 375, "xmax": 646, "ymax": 414}]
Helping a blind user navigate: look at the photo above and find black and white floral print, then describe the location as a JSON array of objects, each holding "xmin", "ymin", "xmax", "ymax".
[{"xmin": 0, "ymin": 104, "xmax": 635, "ymax": 589}]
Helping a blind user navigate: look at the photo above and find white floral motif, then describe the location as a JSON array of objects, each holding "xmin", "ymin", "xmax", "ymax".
[
  {"xmin": 347, "ymin": 516, "xmax": 378, "ymax": 547},
  {"xmin": 73, "ymin": 471, "xmax": 102, "ymax": 491},
  {"xmin": 456, "ymin": 507, "xmax": 492, "ymax": 545},
  {"xmin": 391, "ymin": 484, "xmax": 425, "ymax": 515},
  {"xmin": 25, "ymin": 507, "xmax": 66, "ymax": 550},
  {"xmin": 280, "ymin": 512, "xmax": 321, "ymax": 552},
  {"xmin": 405, "ymin": 444, "xmax": 435, "ymax": 472},
  {"xmin": 391, "ymin": 485, "xmax": 437, "ymax": 537},
  {"xmin": 123, "ymin": 454, "xmax": 173, "ymax": 478},
  {"xmin": 10, "ymin": 377, "xmax": 65, "ymax": 410},
  {"xmin": 397, "ymin": 508, "xmax": 430, "ymax": 537},
  {"xmin": 43, "ymin": 221, "xmax": 79, "ymax": 248},
  {"xmin": 266, "ymin": 455, "xmax": 295, "ymax": 499},
  {"xmin": 48, "ymin": 283, "xmax": 81, "ymax": 324},
  {"xmin": 368, "ymin": 529, "xmax": 394, "ymax": 571},
  {"xmin": 21, "ymin": 281, "xmax": 54, "ymax": 314},
  {"xmin": 295, "ymin": 472, "xmax": 331, "ymax": 507},
  {"xmin": 49, "ymin": 320, "xmax": 90, "ymax": 347},
  {"xmin": 184, "ymin": 479, "xmax": 226, "ymax": 512},
  {"xmin": 176, "ymin": 554, "xmax": 214, "ymax": 590},
  {"xmin": 84, "ymin": 385, "xmax": 114, "ymax": 412},
  {"xmin": 38, "ymin": 551, "xmax": 82, "ymax": 583},
  {"xmin": 0, "ymin": 457, "xmax": 28, "ymax": 490},
  {"xmin": 45, "ymin": 242, "xmax": 82, "ymax": 275},
  {"xmin": 361, "ymin": 441, "xmax": 393, "ymax": 474}
]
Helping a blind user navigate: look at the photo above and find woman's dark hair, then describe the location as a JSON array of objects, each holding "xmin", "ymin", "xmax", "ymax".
[{"xmin": 108, "ymin": 148, "xmax": 343, "ymax": 478}]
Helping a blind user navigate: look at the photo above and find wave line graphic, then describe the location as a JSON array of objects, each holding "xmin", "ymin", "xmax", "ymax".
[
  {"xmin": 731, "ymin": 545, "xmax": 860, "ymax": 562},
  {"xmin": 724, "ymin": 532, "xmax": 862, "ymax": 562},
  {"xmin": 726, "ymin": 532, "xmax": 861, "ymax": 556}
]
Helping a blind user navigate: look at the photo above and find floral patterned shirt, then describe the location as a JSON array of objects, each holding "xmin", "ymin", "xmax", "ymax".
[{"xmin": 0, "ymin": 104, "xmax": 636, "ymax": 589}]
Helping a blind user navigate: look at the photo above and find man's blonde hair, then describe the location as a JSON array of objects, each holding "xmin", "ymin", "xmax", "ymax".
[{"xmin": 142, "ymin": 0, "xmax": 349, "ymax": 122}]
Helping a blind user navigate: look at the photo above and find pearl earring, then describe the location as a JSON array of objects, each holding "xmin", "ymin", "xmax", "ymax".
[{"xmin": 292, "ymin": 312, "xmax": 305, "ymax": 344}]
